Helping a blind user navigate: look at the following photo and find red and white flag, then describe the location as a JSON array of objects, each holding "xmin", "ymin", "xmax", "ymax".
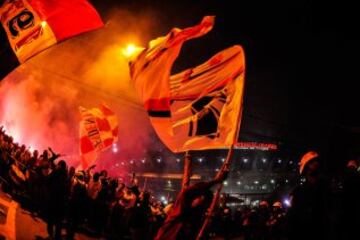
[
  {"xmin": 79, "ymin": 104, "xmax": 118, "ymax": 169},
  {"xmin": 0, "ymin": 0, "xmax": 103, "ymax": 80},
  {"xmin": 130, "ymin": 16, "xmax": 246, "ymax": 153}
]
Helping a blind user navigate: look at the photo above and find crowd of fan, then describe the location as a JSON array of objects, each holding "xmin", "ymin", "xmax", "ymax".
[
  {"xmin": 0, "ymin": 127, "xmax": 171, "ymax": 239},
  {"xmin": 1, "ymin": 126, "xmax": 360, "ymax": 240}
]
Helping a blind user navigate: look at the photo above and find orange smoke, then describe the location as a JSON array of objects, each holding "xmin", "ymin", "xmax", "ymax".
[{"xmin": 0, "ymin": 9, "xmax": 162, "ymax": 174}]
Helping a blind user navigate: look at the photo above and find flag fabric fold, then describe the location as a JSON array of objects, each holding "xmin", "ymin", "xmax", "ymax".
[
  {"xmin": 79, "ymin": 104, "xmax": 118, "ymax": 169},
  {"xmin": 130, "ymin": 16, "xmax": 246, "ymax": 153},
  {"xmin": 0, "ymin": 0, "xmax": 103, "ymax": 80}
]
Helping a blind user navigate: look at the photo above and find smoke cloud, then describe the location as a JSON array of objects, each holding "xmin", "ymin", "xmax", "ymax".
[{"xmin": 0, "ymin": 9, "xmax": 169, "ymax": 176}]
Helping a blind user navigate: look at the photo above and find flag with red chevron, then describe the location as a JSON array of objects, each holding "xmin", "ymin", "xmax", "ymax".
[
  {"xmin": 0, "ymin": 0, "xmax": 103, "ymax": 80},
  {"xmin": 79, "ymin": 104, "xmax": 118, "ymax": 169}
]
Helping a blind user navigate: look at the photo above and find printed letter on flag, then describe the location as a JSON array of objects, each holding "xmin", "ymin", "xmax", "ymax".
[
  {"xmin": 0, "ymin": 0, "xmax": 103, "ymax": 80},
  {"xmin": 79, "ymin": 104, "xmax": 118, "ymax": 169},
  {"xmin": 130, "ymin": 16, "xmax": 246, "ymax": 153}
]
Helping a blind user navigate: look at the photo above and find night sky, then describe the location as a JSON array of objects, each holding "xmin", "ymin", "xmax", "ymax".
[
  {"xmin": 1, "ymin": 0, "xmax": 358, "ymax": 171},
  {"xmin": 90, "ymin": 0, "xmax": 360, "ymax": 169}
]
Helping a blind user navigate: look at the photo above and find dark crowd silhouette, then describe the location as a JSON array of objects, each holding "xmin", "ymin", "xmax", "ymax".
[{"xmin": 1, "ymin": 126, "xmax": 360, "ymax": 240}]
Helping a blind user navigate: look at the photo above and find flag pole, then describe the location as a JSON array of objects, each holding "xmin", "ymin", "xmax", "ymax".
[
  {"xmin": 196, "ymin": 74, "xmax": 245, "ymax": 240},
  {"xmin": 181, "ymin": 151, "xmax": 192, "ymax": 190},
  {"xmin": 143, "ymin": 177, "xmax": 148, "ymax": 191},
  {"xmin": 195, "ymin": 145, "xmax": 234, "ymax": 240}
]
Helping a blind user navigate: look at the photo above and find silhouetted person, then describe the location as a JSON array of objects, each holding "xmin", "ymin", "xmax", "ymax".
[
  {"xmin": 267, "ymin": 201, "xmax": 286, "ymax": 240},
  {"xmin": 130, "ymin": 191, "xmax": 152, "ymax": 240},
  {"xmin": 286, "ymin": 151, "xmax": 330, "ymax": 240},
  {"xmin": 340, "ymin": 160, "xmax": 360, "ymax": 239},
  {"xmin": 155, "ymin": 169, "xmax": 229, "ymax": 240},
  {"xmin": 257, "ymin": 200, "xmax": 270, "ymax": 240},
  {"xmin": 66, "ymin": 172, "xmax": 88, "ymax": 240},
  {"xmin": 46, "ymin": 160, "xmax": 68, "ymax": 240}
]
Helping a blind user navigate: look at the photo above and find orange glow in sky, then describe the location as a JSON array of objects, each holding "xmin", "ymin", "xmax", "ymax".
[{"xmin": 122, "ymin": 44, "xmax": 143, "ymax": 58}]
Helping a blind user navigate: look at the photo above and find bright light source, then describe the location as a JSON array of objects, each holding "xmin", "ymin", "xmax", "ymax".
[
  {"xmin": 224, "ymin": 181, "xmax": 228, "ymax": 186},
  {"xmin": 176, "ymin": 158, "xmax": 181, "ymax": 163},
  {"xmin": 237, "ymin": 181, "xmax": 241, "ymax": 185},
  {"xmin": 163, "ymin": 200, "xmax": 168, "ymax": 205},
  {"xmin": 161, "ymin": 196, "xmax": 166, "ymax": 201},
  {"xmin": 141, "ymin": 159, "xmax": 146, "ymax": 164},
  {"xmin": 157, "ymin": 158, "xmax": 162, "ymax": 163},
  {"xmin": 29, "ymin": 146, "xmax": 35, "ymax": 154},
  {"xmin": 122, "ymin": 43, "xmax": 141, "ymax": 58},
  {"xmin": 284, "ymin": 198, "xmax": 291, "ymax": 207},
  {"xmin": 215, "ymin": 168, "xmax": 220, "ymax": 172},
  {"xmin": 270, "ymin": 179, "xmax": 275, "ymax": 184},
  {"xmin": 121, "ymin": 162, "xmax": 125, "ymax": 165},
  {"xmin": 198, "ymin": 158, "xmax": 203, "ymax": 163},
  {"xmin": 221, "ymin": 158, "xmax": 225, "ymax": 162},
  {"xmin": 254, "ymin": 180, "xmax": 259, "ymax": 185},
  {"xmin": 243, "ymin": 158, "xmax": 248, "ymax": 163},
  {"xmin": 41, "ymin": 21, "xmax": 47, "ymax": 27},
  {"xmin": 130, "ymin": 160, "xmax": 134, "ymax": 164},
  {"xmin": 112, "ymin": 143, "xmax": 118, "ymax": 153},
  {"xmin": 285, "ymin": 179, "xmax": 289, "ymax": 183},
  {"xmin": 167, "ymin": 180, "xmax": 171, "ymax": 185},
  {"xmin": 262, "ymin": 158, "xmax": 267, "ymax": 163},
  {"xmin": 278, "ymin": 159, "xmax": 282, "ymax": 163}
]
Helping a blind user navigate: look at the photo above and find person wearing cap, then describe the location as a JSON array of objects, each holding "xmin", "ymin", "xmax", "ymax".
[
  {"xmin": 340, "ymin": 159, "xmax": 360, "ymax": 239},
  {"xmin": 258, "ymin": 200, "xmax": 270, "ymax": 240},
  {"xmin": 286, "ymin": 151, "xmax": 331, "ymax": 240},
  {"xmin": 267, "ymin": 201, "xmax": 286, "ymax": 240}
]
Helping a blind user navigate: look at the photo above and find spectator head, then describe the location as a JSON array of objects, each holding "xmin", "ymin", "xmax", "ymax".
[
  {"xmin": 259, "ymin": 200, "xmax": 269, "ymax": 211},
  {"xmin": 110, "ymin": 179, "xmax": 118, "ymax": 189},
  {"xmin": 272, "ymin": 201, "xmax": 282, "ymax": 209},
  {"xmin": 119, "ymin": 188, "xmax": 136, "ymax": 209},
  {"xmin": 118, "ymin": 182, "xmax": 125, "ymax": 190},
  {"xmin": 347, "ymin": 160, "xmax": 358, "ymax": 170},
  {"xmin": 69, "ymin": 166, "xmax": 75, "ymax": 177},
  {"xmin": 42, "ymin": 150, "xmax": 49, "ymax": 159},
  {"xmin": 140, "ymin": 191, "xmax": 150, "ymax": 203},
  {"xmin": 299, "ymin": 151, "xmax": 320, "ymax": 176},
  {"xmin": 20, "ymin": 144, "xmax": 26, "ymax": 151},
  {"xmin": 33, "ymin": 150, "xmax": 39, "ymax": 158},
  {"xmin": 260, "ymin": 200, "xmax": 269, "ymax": 208},
  {"xmin": 57, "ymin": 160, "xmax": 67, "ymax": 171},
  {"xmin": 100, "ymin": 170, "xmax": 108, "ymax": 178},
  {"xmin": 75, "ymin": 171, "xmax": 85, "ymax": 181},
  {"xmin": 223, "ymin": 207, "xmax": 231, "ymax": 214},
  {"xmin": 93, "ymin": 172, "xmax": 100, "ymax": 182},
  {"xmin": 191, "ymin": 189, "xmax": 213, "ymax": 209},
  {"xmin": 132, "ymin": 178, "xmax": 139, "ymax": 186}
]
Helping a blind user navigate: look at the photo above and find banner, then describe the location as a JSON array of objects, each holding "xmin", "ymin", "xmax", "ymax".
[
  {"xmin": 0, "ymin": 0, "xmax": 103, "ymax": 79},
  {"xmin": 130, "ymin": 16, "xmax": 246, "ymax": 153},
  {"xmin": 80, "ymin": 104, "xmax": 118, "ymax": 155},
  {"xmin": 79, "ymin": 104, "xmax": 118, "ymax": 169}
]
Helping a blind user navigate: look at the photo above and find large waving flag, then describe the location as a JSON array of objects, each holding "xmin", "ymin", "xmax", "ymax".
[
  {"xmin": 79, "ymin": 104, "xmax": 118, "ymax": 169},
  {"xmin": 130, "ymin": 16, "xmax": 246, "ymax": 153},
  {"xmin": 0, "ymin": 0, "xmax": 103, "ymax": 80}
]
